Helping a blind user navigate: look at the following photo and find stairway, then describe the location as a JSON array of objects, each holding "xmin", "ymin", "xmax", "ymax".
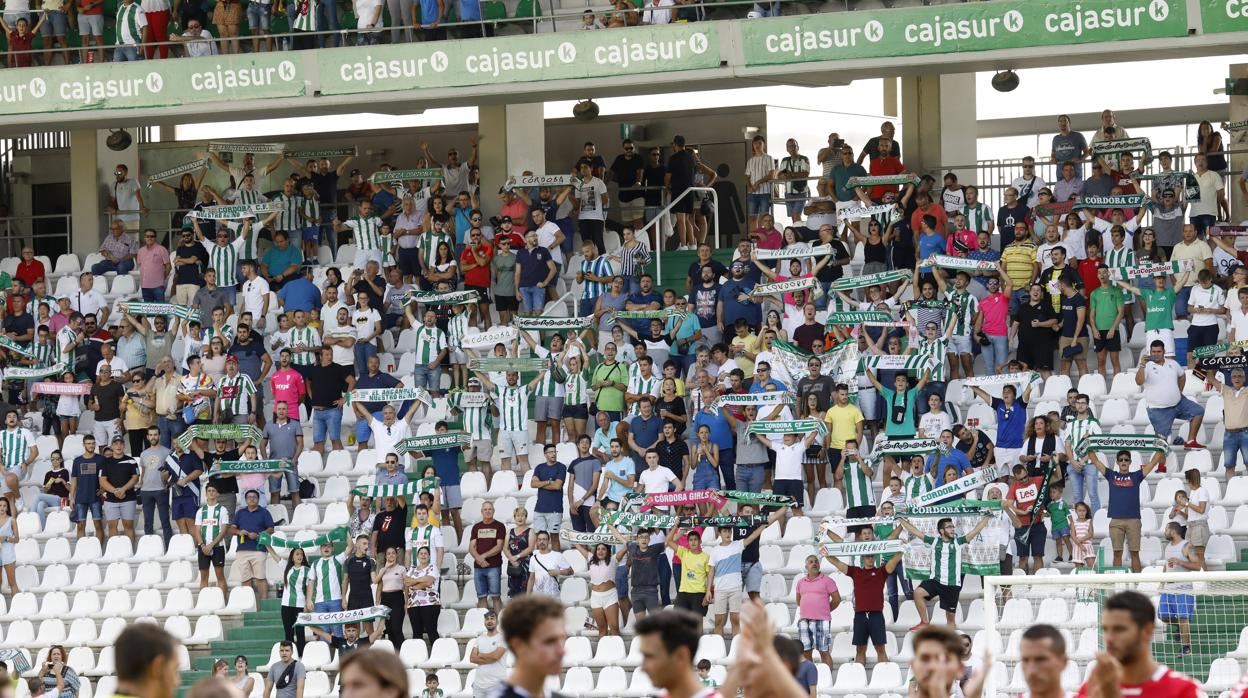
[
  {"xmin": 645, "ymin": 247, "xmax": 738, "ymax": 296},
  {"xmin": 179, "ymin": 597, "xmax": 286, "ymax": 695}
]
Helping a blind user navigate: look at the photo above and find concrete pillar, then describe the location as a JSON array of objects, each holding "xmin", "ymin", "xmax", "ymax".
[
  {"xmin": 883, "ymin": 77, "xmax": 899, "ymax": 118},
  {"xmin": 478, "ymin": 103, "xmax": 546, "ymax": 218},
  {"xmin": 899, "ymin": 73, "xmax": 977, "ymax": 185},
  {"xmin": 1230, "ymin": 64, "xmax": 1247, "ymax": 221},
  {"xmin": 69, "ymin": 129, "xmax": 102, "ymax": 253}
]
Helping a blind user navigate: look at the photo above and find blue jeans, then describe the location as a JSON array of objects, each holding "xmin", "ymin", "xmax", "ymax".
[
  {"xmin": 112, "ymin": 45, "xmax": 140, "ymax": 61},
  {"xmin": 91, "ymin": 258, "xmax": 135, "ymax": 275},
  {"xmin": 313, "ymin": 407, "xmax": 343, "ymax": 445},
  {"xmin": 1174, "ymin": 285, "xmax": 1193, "ymax": 317},
  {"xmin": 1147, "ymin": 397, "xmax": 1204, "ymax": 439},
  {"xmin": 142, "ymin": 287, "xmax": 166, "ymax": 302},
  {"xmin": 1225, "ymin": 430, "xmax": 1248, "ymax": 472},
  {"xmin": 411, "ymin": 365, "xmax": 436, "ymax": 391},
  {"xmin": 519, "ymin": 286, "xmax": 545, "ymax": 311},
  {"xmin": 718, "ymin": 447, "xmax": 736, "ymax": 491},
  {"xmin": 814, "ymin": 281, "xmax": 833, "ymax": 310},
  {"xmin": 158, "ymin": 415, "xmax": 185, "ymax": 449},
  {"xmin": 315, "ymin": 0, "xmax": 339, "ymax": 46},
  {"xmin": 747, "ymin": 193, "xmax": 770, "ymax": 216},
  {"xmin": 983, "ymin": 334, "xmax": 1009, "ymax": 373},
  {"xmin": 736, "ymin": 463, "xmax": 765, "ymax": 493},
  {"xmin": 354, "ymin": 409, "xmax": 384, "ymax": 445},
  {"xmin": 314, "ymin": 600, "xmax": 344, "ymax": 637},
  {"xmin": 1068, "ymin": 461, "xmax": 1101, "ymax": 512},
  {"xmin": 1008, "ymin": 289, "xmax": 1030, "ymax": 317},
  {"xmin": 354, "ymin": 341, "xmax": 377, "ymax": 373},
  {"xmin": 621, "ymin": 276, "xmax": 641, "ymax": 296},
  {"xmin": 473, "ymin": 566, "xmax": 501, "ymax": 599},
  {"xmin": 1192, "ymin": 214, "xmax": 1216, "ymax": 238},
  {"xmin": 34, "ymin": 493, "xmax": 62, "ymax": 528},
  {"xmin": 140, "ymin": 490, "xmax": 172, "ymax": 543},
  {"xmin": 885, "ymin": 559, "xmax": 912, "ymax": 621}
]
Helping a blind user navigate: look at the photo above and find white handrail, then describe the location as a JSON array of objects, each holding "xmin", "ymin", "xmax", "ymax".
[{"xmin": 638, "ymin": 186, "xmax": 720, "ymax": 283}]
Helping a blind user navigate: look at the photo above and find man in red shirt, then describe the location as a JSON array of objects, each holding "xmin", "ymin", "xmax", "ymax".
[
  {"xmin": 1005, "ymin": 464, "xmax": 1046, "ymax": 575},
  {"xmin": 1078, "ymin": 591, "xmax": 1203, "ymax": 698},
  {"xmin": 459, "ymin": 227, "xmax": 493, "ymax": 328},
  {"xmin": 820, "ymin": 526, "xmax": 903, "ymax": 665},
  {"xmin": 14, "ymin": 247, "xmax": 44, "ymax": 287},
  {"xmin": 1078, "ymin": 239, "xmax": 1104, "ymax": 294},
  {"xmin": 867, "ymin": 137, "xmax": 908, "ymax": 202}
]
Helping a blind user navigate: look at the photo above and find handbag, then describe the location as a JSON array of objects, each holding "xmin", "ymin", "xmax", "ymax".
[{"xmin": 506, "ymin": 561, "xmax": 526, "ymax": 580}]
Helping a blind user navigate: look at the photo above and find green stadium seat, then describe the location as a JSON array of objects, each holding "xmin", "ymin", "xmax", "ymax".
[{"xmin": 481, "ymin": 1, "xmax": 506, "ymax": 20}]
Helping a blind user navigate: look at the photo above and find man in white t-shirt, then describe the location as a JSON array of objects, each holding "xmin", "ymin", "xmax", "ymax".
[
  {"xmin": 352, "ymin": 401, "xmax": 414, "ymax": 467},
  {"xmin": 70, "ymin": 272, "xmax": 109, "ymax": 324},
  {"xmin": 1184, "ymin": 268, "xmax": 1225, "ymax": 365},
  {"xmin": 353, "ymin": 0, "xmax": 382, "ymax": 41},
  {"xmin": 1229, "ymin": 286, "xmax": 1248, "ymax": 343},
  {"xmin": 755, "ymin": 429, "xmax": 817, "ymax": 522},
  {"xmin": 1137, "ymin": 340, "xmax": 1205, "ymax": 449},
  {"xmin": 471, "ymin": 610, "xmax": 508, "ymax": 698},
  {"xmin": 239, "ymin": 260, "xmax": 271, "ymax": 333},
  {"xmin": 637, "ymin": 449, "xmax": 679, "ymax": 499}
]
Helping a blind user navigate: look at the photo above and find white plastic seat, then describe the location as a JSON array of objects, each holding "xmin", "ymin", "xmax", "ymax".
[
  {"xmin": 694, "ymin": 635, "xmax": 727, "ymax": 663},
  {"xmin": 827, "ymin": 663, "xmax": 868, "ymax": 695},
  {"xmin": 399, "ymin": 639, "xmax": 429, "ymax": 667},
  {"xmin": 1205, "ymin": 657, "xmax": 1242, "ymax": 692},
  {"xmin": 69, "ymin": 590, "xmax": 103, "ymax": 618},
  {"xmin": 301, "ymin": 641, "xmax": 334, "ymax": 670},
  {"xmin": 133, "ymin": 535, "xmax": 165, "ymax": 562},
  {"xmin": 164, "ymin": 615, "xmax": 192, "ymax": 641},
  {"xmin": 420, "ymin": 638, "xmax": 461, "ymax": 669},
  {"xmin": 1039, "ymin": 375, "xmax": 1073, "ymax": 402},
  {"xmin": 188, "ymin": 614, "xmax": 224, "ymax": 645},
  {"xmin": 585, "ymin": 634, "xmax": 626, "ymax": 667},
  {"xmin": 303, "ymin": 671, "xmax": 333, "ymax": 697},
  {"xmin": 70, "ymin": 536, "xmax": 103, "ymax": 564},
  {"xmin": 588, "ymin": 666, "xmax": 629, "ymax": 698}
]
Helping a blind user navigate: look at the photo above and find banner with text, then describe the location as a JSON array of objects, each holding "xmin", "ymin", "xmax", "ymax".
[
  {"xmin": 740, "ymin": 0, "xmax": 1186, "ymax": 67},
  {"xmin": 0, "ymin": 54, "xmax": 304, "ymax": 115},
  {"xmin": 319, "ymin": 24, "xmax": 719, "ymax": 96}
]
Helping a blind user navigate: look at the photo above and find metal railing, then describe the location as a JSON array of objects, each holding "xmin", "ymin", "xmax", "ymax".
[
  {"xmin": 0, "ymin": 213, "xmax": 74, "ymax": 260},
  {"xmin": 0, "ymin": 0, "xmax": 835, "ymax": 64},
  {"xmin": 641, "ymin": 186, "xmax": 719, "ymax": 281}
]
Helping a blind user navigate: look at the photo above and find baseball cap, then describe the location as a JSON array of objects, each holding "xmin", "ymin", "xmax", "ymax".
[
  {"xmin": 226, "ymin": 355, "xmax": 239, "ymax": 364},
  {"xmin": 499, "ymin": 215, "xmax": 513, "ymax": 224}
]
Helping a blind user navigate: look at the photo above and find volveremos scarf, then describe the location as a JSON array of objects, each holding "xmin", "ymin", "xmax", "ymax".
[
  {"xmin": 820, "ymin": 540, "xmax": 904, "ymax": 557},
  {"xmin": 755, "ymin": 245, "xmax": 833, "ymax": 261},
  {"xmin": 826, "ymin": 311, "xmax": 892, "ymax": 325},
  {"xmin": 145, "ymin": 158, "xmax": 209, "ymax": 189},
  {"xmin": 395, "ymin": 432, "xmax": 471, "ymax": 454}
]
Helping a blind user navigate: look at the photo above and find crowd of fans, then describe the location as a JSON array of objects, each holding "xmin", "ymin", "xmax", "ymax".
[{"xmin": 0, "ymin": 110, "xmax": 1243, "ymax": 698}]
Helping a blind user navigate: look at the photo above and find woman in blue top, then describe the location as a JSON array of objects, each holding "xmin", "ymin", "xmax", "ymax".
[{"xmin": 689, "ymin": 425, "xmax": 720, "ymax": 514}]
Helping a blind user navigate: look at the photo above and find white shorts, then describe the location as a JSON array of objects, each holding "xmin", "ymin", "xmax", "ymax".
[
  {"xmin": 93, "ymin": 421, "xmax": 119, "ymax": 451},
  {"xmin": 1145, "ymin": 328, "xmax": 1175, "ymax": 357},
  {"xmin": 711, "ymin": 586, "xmax": 742, "ymax": 616},
  {"xmin": 353, "ymin": 248, "xmax": 384, "ymax": 272},
  {"xmin": 995, "ymin": 448, "xmax": 1023, "ymax": 470},
  {"xmin": 591, "ymin": 587, "xmax": 619, "ymax": 608},
  {"xmin": 497, "ymin": 430, "xmax": 529, "ymax": 460}
]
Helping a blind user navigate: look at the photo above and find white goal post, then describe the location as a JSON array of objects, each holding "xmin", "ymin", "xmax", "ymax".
[{"xmin": 981, "ymin": 571, "xmax": 1248, "ymax": 698}]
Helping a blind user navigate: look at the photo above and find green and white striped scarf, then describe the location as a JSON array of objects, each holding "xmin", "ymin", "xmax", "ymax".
[
  {"xmin": 897, "ymin": 498, "xmax": 1002, "ymax": 517},
  {"xmin": 121, "ymin": 302, "xmax": 201, "ymax": 322},
  {"xmin": 846, "ymin": 175, "xmax": 921, "ymax": 188},
  {"xmin": 447, "ymin": 391, "xmax": 491, "ymax": 409},
  {"xmin": 206, "ymin": 460, "xmax": 291, "ymax": 476},
  {"xmin": 402, "ymin": 289, "xmax": 480, "ymax": 306},
  {"xmin": 713, "ymin": 391, "xmax": 793, "ymax": 407},
  {"xmin": 0, "ymin": 336, "xmax": 34, "ymax": 358},
  {"xmin": 285, "ymin": 147, "xmax": 357, "ymax": 159},
  {"xmin": 352, "ymin": 478, "xmax": 439, "ymax": 498},
  {"xmin": 832, "ymin": 270, "xmax": 909, "ymax": 291},
  {"xmin": 4, "ymin": 362, "xmax": 69, "ymax": 380},
  {"xmin": 837, "ymin": 203, "xmax": 896, "ymax": 221},
  {"xmin": 614, "ymin": 308, "xmax": 685, "ymax": 320},
  {"xmin": 259, "ymin": 526, "xmax": 349, "ymax": 549},
  {"xmin": 826, "ymin": 311, "xmax": 891, "ymax": 325},
  {"xmin": 515, "ymin": 316, "xmax": 595, "ymax": 331},
  {"xmin": 819, "ymin": 516, "xmax": 895, "ymax": 532},
  {"xmin": 1076, "ymin": 433, "xmax": 1168, "ymax": 459},
  {"xmin": 468, "ymin": 357, "xmax": 548, "ymax": 373},
  {"xmin": 962, "ymin": 371, "xmax": 1039, "ymax": 388},
  {"xmin": 175, "ymin": 424, "xmax": 263, "ymax": 450}
]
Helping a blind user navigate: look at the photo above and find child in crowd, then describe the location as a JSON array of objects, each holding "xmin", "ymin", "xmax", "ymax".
[{"xmin": 1046, "ymin": 483, "xmax": 1073, "ymax": 563}]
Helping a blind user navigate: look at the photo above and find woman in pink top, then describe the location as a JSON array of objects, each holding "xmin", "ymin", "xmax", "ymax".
[
  {"xmin": 752, "ymin": 252, "xmax": 833, "ymax": 335},
  {"xmin": 978, "ymin": 261, "xmax": 1012, "ymax": 374},
  {"xmin": 135, "ymin": 230, "xmax": 171, "ymax": 302}
]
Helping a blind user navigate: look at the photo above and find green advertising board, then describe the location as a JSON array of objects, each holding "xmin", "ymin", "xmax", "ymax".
[
  {"xmin": 1201, "ymin": 0, "xmax": 1248, "ymax": 32},
  {"xmin": 0, "ymin": 53, "xmax": 304, "ymax": 115},
  {"xmin": 318, "ymin": 23, "xmax": 718, "ymax": 95},
  {"xmin": 740, "ymin": 0, "xmax": 1187, "ymax": 67}
]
